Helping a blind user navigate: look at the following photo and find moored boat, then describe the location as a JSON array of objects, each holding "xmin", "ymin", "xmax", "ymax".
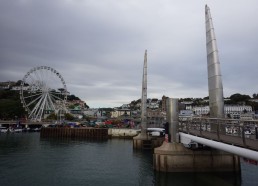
[{"xmin": 0, "ymin": 127, "xmax": 8, "ymax": 133}]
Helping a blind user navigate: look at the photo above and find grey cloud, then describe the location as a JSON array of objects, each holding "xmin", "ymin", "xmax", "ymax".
[{"xmin": 1, "ymin": 0, "xmax": 258, "ymax": 107}]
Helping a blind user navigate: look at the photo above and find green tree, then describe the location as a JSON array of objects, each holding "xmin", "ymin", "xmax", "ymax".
[
  {"xmin": 0, "ymin": 90, "xmax": 26, "ymax": 119},
  {"xmin": 179, "ymin": 98, "xmax": 193, "ymax": 102},
  {"xmin": 67, "ymin": 95, "xmax": 80, "ymax": 101},
  {"xmin": 84, "ymin": 103, "xmax": 89, "ymax": 109},
  {"xmin": 252, "ymin": 93, "xmax": 258, "ymax": 99},
  {"xmin": 46, "ymin": 113, "xmax": 57, "ymax": 120},
  {"xmin": 229, "ymin": 93, "xmax": 251, "ymax": 104},
  {"xmin": 65, "ymin": 113, "xmax": 75, "ymax": 121},
  {"xmin": 15, "ymin": 80, "xmax": 22, "ymax": 86}
]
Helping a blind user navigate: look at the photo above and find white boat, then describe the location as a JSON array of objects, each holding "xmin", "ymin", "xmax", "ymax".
[
  {"xmin": 135, "ymin": 128, "xmax": 165, "ymax": 136},
  {"xmin": 8, "ymin": 128, "xmax": 23, "ymax": 133},
  {"xmin": 0, "ymin": 127, "xmax": 8, "ymax": 133},
  {"xmin": 147, "ymin": 128, "xmax": 165, "ymax": 137},
  {"xmin": 244, "ymin": 130, "xmax": 252, "ymax": 135},
  {"xmin": 33, "ymin": 128, "xmax": 41, "ymax": 132},
  {"xmin": 23, "ymin": 127, "xmax": 30, "ymax": 132},
  {"xmin": 14, "ymin": 128, "xmax": 23, "ymax": 132},
  {"xmin": 226, "ymin": 127, "xmax": 233, "ymax": 134}
]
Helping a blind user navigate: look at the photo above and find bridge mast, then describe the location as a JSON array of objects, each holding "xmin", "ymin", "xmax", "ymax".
[
  {"xmin": 154, "ymin": 5, "xmax": 240, "ymax": 173},
  {"xmin": 133, "ymin": 50, "xmax": 149, "ymax": 148},
  {"xmin": 141, "ymin": 50, "xmax": 148, "ymax": 137},
  {"xmin": 205, "ymin": 5, "xmax": 224, "ymax": 118}
]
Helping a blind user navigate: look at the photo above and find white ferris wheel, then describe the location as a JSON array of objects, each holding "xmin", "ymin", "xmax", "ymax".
[{"xmin": 20, "ymin": 66, "xmax": 68, "ymax": 121}]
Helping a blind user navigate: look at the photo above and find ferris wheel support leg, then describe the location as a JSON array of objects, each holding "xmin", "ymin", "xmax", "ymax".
[
  {"xmin": 37, "ymin": 93, "xmax": 48, "ymax": 121},
  {"xmin": 30, "ymin": 93, "xmax": 45, "ymax": 121}
]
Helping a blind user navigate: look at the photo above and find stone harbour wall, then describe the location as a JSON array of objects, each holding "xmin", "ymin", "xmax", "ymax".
[{"xmin": 108, "ymin": 128, "xmax": 139, "ymax": 138}]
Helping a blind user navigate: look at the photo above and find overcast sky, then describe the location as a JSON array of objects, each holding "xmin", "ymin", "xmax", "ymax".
[{"xmin": 0, "ymin": 0, "xmax": 257, "ymax": 108}]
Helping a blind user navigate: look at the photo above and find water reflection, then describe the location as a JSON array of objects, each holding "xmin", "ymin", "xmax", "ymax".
[
  {"xmin": 154, "ymin": 172, "xmax": 241, "ymax": 186},
  {"xmin": 0, "ymin": 133, "xmax": 257, "ymax": 186},
  {"xmin": 0, "ymin": 133, "xmax": 38, "ymax": 155},
  {"xmin": 133, "ymin": 149, "xmax": 155, "ymax": 185}
]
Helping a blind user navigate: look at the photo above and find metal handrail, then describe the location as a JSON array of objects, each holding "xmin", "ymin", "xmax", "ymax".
[{"xmin": 178, "ymin": 117, "xmax": 258, "ymax": 150}]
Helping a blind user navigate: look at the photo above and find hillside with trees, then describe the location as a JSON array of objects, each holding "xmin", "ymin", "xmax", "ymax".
[
  {"xmin": 1, "ymin": 80, "xmax": 258, "ymax": 119},
  {"xmin": 0, "ymin": 80, "xmax": 89, "ymax": 120},
  {"xmin": 0, "ymin": 89, "xmax": 26, "ymax": 120}
]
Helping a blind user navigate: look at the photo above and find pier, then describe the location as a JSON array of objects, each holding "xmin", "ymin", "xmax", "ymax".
[
  {"xmin": 153, "ymin": 5, "xmax": 258, "ymax": 173},
  {"xmin": 153, "ymin": 98, "xmax": 242, "ymax": 173},
  {"xmin": 40, "ymin": 127, "xmax": 108, "ymax": 140}
]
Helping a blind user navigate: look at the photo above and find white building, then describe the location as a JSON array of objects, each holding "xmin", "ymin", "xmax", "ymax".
[
  {"xmin": 181, "ymin": 101, "xmax": 193, "ymax": 110},
  {"xmin": 11, "ymin": 86, "xmax": 29, "ymax": 91},
  {"xmin": 83, "ymin": 109, "xmax": 98, "ymax": 117},
  {"xmin": 192, "ymin": 105, "xmax": 253, "ymax": 119},
  {"xmin": 224, "ymin": 105, "xmax": 252, "ymax": 113},
  {"xmin": 147, "ymin": 99, "xmax": 160, "ymax": 109},
  {"xmin": 121, "ymin": 104, "xmax": 130, "ymax": 109},
  {"xmin": 179, "ymin": 110, "xmax": 194, "ymax": 121},
  {"xmin": 111, "ymin": 109, "xmax": 131, "ymax": 118},
  {"xmin": 193, "ymin": 106, "xmax": 210, "ymax": 115},
  {"xmin": 240, "ymin": 113, "xmax": 254, "ymax": 120},
  {"xmin": 147, "ymin": 108, "xmax": 165, "ymax": 127},
  {"xmin": 179, "ymin": 110, "xmax": 194, "ymax": 116}
]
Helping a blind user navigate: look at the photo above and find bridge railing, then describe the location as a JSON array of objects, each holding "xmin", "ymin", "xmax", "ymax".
[{"xmin": 178, "ymin": 117, "xmax": 258, "ymax": 151}]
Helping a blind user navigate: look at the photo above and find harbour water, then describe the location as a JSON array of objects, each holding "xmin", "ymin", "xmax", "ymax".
[{"xmin": 0, "ymin": 133, "xmax": 257, "ymax": 186}]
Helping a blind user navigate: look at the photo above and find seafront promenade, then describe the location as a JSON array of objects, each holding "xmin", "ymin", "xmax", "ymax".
[
  {"xmin": 0, "ymin": 120, "xmax": 50, "ymax": 126},
  {"xmin": 0, "ymin": 120, "xmax": 155, "ymax": 139}
]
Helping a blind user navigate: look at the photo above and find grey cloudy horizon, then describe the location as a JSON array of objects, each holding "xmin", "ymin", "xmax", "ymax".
[{"xmin": 0, "ymin": 0, "xmax": 258, "ymax": 108}]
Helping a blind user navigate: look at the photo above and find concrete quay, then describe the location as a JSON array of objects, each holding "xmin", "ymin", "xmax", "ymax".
[
  {"xmin": 108, "ymin": 128, "xmax": 139, "ymax": 138},
  {"xmin": 153, "ymin": 142, "xmax": 240, "ymax": 172},
  {"xmin": 133, "ymin": 136, "xmax": 164, "ymax": 150},
  {"xmin": 40, "ymin": 127, "xmax": 108, "ymax": 139},
  {"xmin": 108, "ymin": 128, "xmax": 164, "ymax": 150},
  {"xmin": 40, "ymin": 127, "xmax": 146, "ymax": 140}
]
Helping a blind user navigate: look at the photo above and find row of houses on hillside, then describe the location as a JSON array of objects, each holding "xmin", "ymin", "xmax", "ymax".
[
  {"xmin": 192, "ymin": 105, "xmax": 254, "ymax": 119},
  {"xmin": 78, "ymin": 94, "xmax": 258, "ymax": 126}
]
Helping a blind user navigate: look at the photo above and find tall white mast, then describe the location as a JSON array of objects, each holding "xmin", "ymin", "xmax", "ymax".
[
  {"xmin": 205, "ymin": 5, "xmax": 224, "ymax": 118},
  {"xmin": 141, "ymin": 50, "xmax": 148, "ymax": 136}
]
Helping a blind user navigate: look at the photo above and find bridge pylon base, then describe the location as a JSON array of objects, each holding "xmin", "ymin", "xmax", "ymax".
[
  {"xmin": 154, "ymin": 142, "xmax": 240, "ymax": 172},
  {"xmin": 133, "ymin": 133, "xmax": 163, "ymax": 150}
]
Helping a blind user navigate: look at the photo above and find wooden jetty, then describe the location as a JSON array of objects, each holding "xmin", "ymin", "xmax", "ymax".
[{"xmin": 40, "ymin": 127, "xmax": 108, "ymax": 140}]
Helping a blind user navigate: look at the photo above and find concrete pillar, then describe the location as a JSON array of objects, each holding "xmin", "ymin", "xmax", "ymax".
[
  {"xmin": 154, "ymin": 143, "xmax": 240, "ymax": 172},
  {"xmin": 153, "ymin": 97, "xmax": 240, "ymax": 172},
  {"xmin": 166, "ymin": 98, "xmax": 179, "ymax": 143}
]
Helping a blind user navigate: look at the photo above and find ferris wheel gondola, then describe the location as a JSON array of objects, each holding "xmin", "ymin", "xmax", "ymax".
[{"xmin": 20, "ymin": 66, "xmax": 68, "ymax": 121}]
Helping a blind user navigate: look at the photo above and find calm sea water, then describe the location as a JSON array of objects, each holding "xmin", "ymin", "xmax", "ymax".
[{"xmin": 0, "ymin": 133, "xmax": 257, "ymax": 186}]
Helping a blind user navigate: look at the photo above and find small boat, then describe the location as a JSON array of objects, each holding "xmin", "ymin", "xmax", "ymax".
[
  {"xmin": 14, "ymin": 128, "xmax": 23, "ymax": 132},
  {"xmin": 0, "ymin": 127, "xmax": 8, "ymax": 133},
  {"xmin": 244, "ymin": 130, "xmax": 252, "ymax": 135},
  {"xmin": 147, "ymin": 128, "xmax": 165, "ymax": 137},
  {"xmin": 8, "ymin": 128, "xmax": 23, "ymax": 133},
  {"xmin": 22, "ymin": 127, "xmax": 30, "ymax": 132},
  {"xmin": 33, "ymin": 128, "xmax": 41, "ymax": 132},
  {"xmin": 135, "ymin": 128, "xmax": 165, "ymax": 137}
]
